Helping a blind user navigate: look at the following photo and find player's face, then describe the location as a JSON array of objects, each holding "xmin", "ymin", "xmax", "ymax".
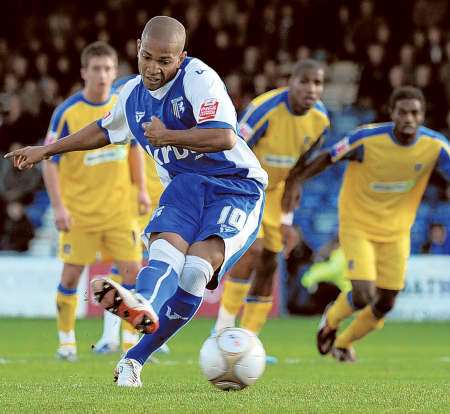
[
  {"xmin": 81, "ymin": 56, "xmax": 117, "ymax": 96},
  {"xmin": 288, "ymin": 68, "xmax": 324, "ymax": 114},
  {"xmin": 137, "ymin": 37, "xmax": 186, "ymax": 90},
  {"xmin": 391, "ymin": 99, "xmax": 424, "ymax": 136}
]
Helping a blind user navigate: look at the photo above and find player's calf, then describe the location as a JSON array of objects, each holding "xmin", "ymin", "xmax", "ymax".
[{"xmin": 91, "ymin": 277, "xmax": 159, "ymax": 334}]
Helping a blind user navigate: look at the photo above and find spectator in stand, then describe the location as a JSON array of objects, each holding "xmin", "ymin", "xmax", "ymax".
[
  {"xmin": 0, "ymin": 201, "xmax": 35, "ymax": 252},
  {"xmin": 421, "ymin": 223, "xmax": 450, "ymax": 254}
]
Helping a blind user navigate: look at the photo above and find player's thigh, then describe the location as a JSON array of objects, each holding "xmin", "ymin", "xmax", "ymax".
[
  {"xmin": 58, "ymin": 227, "xmax": 100, "ymax": 265},
  {"xmin": 375, "ymin": 235, "xmax": 410, "ymax": 290},
  {"xmin": 339, "ymin": 229, "xmax": 377, "ymax": 282},
  {"xmin": 197, "ymin": 179, "xmax": 265, "ymax": 279},
  {"xmin": 228, "ymin": 238, "xmax": 264, "ymax": 280},
  {"xmin": 102, "ymin": 224, "xmax": 142, "ymax": 264},
  {"xmin": 261, "ymin": 186, "xmax": 284, "ymax": 253}
]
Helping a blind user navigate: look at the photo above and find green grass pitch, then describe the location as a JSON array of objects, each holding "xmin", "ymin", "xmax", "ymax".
[{"xmin": 0, "ymin": 318, "xmax": 449, "ymax": 413}]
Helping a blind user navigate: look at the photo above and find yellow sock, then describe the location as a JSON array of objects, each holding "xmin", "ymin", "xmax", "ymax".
[
  {"xmin": 122, "ymin": 321, "xmax": 139, "ymax": 352},
  {"xmin": 56, "ymin": 285, "xmax": 78, "ymax": 344},
  {"xmin": 240, "ymin": 296, "xmax": 272, "ymax": 334},
  {"xmin": 221, "ymin": 278, "xmax": 251, "ymax": 315},
  {"xmin": 109, "ymin": 272, "xmax": 123, "ymax": 284},
  {"xmin": 335, "ymin": 305, "xmax": 384, "ymax": 349},
  {"xmin": 327, "ymin": 291, "xmax": 354, "ymax": 329}
]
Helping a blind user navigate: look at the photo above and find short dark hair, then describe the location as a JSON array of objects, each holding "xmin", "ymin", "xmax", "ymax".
[
  {"xmin": 389, "ymin": 86, "xmax": 426, "ymax": 112},
  {"xmin": 291, "ymin": 59, "xmax": 324, "ymax": 78},
  {"xmin": 80, "ymin": 41, "xmax": 118, "ymax": 68}
]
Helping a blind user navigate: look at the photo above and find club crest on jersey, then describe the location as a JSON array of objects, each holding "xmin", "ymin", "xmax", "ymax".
[
  {"xmin": 199, "ymin": 98, "xmax": 219, "ymax": 122},
  {"xmin": 135, "ymin": 111, "xmax": 145, "ymax": 122},
  {"xmin": 414, "ymin": 163, "xmax": 423, "ymax": 171},
  {"xmin": 171, "ymin": 96, "xmax": 185, "ymax": 119}
]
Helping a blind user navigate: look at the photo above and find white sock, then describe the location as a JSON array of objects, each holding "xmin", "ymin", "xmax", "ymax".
[
  {"xmin": 214, "ymin": 305, "xmax": 236, "ymax": 332},
  {"xmin": 99, "ymin": 310, "xmax": 121, "ymax": 344}
]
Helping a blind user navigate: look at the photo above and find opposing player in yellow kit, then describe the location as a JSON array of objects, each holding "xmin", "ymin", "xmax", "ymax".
[
  {"xmin": 283, "ymin": 86, "xmax": 450, "ymax": 362},
  {"xmin": 43, "ymin": 42, "xmax": 149, "ymax": 361},
  {"xmin": 214, "ymin": 60, "xmax": 330, "ymax": 341}
]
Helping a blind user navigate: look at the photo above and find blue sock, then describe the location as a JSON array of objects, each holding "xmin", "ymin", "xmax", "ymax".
[
  {"xmin": 136, "ymin": 239, "xmax": 185, "ymax": 313},
  {"xmin": 126, "ymin": 287, "xmax": 202, "ymax": 365},
  {"xmin": 136, "ymin": 261, "xmax": 179, "ymax": 313}
]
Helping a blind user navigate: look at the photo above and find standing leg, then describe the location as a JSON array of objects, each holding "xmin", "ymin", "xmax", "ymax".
[
  {"xmin": 240, "ymin": 248, "xmax": 278, "ymax": 334},
  {"xmin": 56, "ymin": 263, "xmax": 84, "ymax": 361},
  {"xmin": 214, "ymin": 240, "xmax": 262, "ymax": 332}
]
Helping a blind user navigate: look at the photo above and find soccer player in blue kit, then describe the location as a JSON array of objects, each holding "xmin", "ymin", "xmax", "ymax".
[{"xmin": 6, "ymin": 16, "xmax": 267, "ymax": 387}]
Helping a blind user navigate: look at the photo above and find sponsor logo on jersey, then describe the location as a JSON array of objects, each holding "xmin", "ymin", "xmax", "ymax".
[
  {"xmin": 63, "ymin": 244, "xmax": 71, "ymax": 254},
  {"xmin": 370, "ymin": 180, "xmax": 415, "ymax": 193},
  {"xmin": 198, "ymin": 98, "xmax": 219, "ymax": 122},
  {"xmin": 262, "ymin": 154, "xmax": 297, "ymax": 168},
  {"xmin": 171, "ymin": 96, "xmax": 185, "ymax": 119},
  {"xmin": 135, "ymin": 111, "xmax": 145, "ymax": 122},
  {"xmin": 145, "ymin": 144, "xmax": 204, "ymax": 165},
  {"xmin": 332, "ymin": 137, "xmax": 350, "ymax": 158},
  {"xmin": 84, "ymin": 147, "xmax": 127, "ymax": 166}
]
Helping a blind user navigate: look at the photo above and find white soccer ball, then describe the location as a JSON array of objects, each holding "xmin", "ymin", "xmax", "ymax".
[{"xmin": 199, "ymin": 327, "xmax": 266, "ymax": 391}]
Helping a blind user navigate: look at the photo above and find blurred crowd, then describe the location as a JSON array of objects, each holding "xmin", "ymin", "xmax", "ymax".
[{"xmin": 0, "ymin": 0, "xmax": 449, "ymax": 253}]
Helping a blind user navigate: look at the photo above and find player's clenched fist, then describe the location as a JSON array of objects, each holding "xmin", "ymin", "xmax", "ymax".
[
  {"xmin": 4, "ymin": 145, "xmax": 49, "ymax": 170},
  {"xmin": 143, "ymin": 116, "xmax": 169, "ymax": 147}
]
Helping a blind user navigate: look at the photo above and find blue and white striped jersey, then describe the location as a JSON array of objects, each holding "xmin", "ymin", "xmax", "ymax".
[{"xmin": 97, "ymin": 57, "xmax": 267, "ymax": 188}]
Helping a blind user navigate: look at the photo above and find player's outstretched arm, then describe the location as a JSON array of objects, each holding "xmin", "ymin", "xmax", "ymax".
[
  {"xmin": 282, "ymin": 151, "xmax": 332, "ymax": 213},
  {"xmin": 4, "ymin": 122, "xmax": 108, "ymax": 170},
  {"xmin": 143, "ymin": 116, "xmax": 236, "ymax": 153}
]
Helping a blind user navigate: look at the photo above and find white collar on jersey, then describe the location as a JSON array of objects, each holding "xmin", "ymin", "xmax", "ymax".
[{"xmin": 147, "ymin": 69, "xmax": 182, "ymax": 100}]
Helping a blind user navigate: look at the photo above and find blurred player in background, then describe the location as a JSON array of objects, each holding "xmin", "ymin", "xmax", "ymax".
[
  {"xmin": 6, "ymin": 16, "xmax": 267, "ymax": 387},
  {"xmin": 214, "ymin": 60, "xmax": 329, "ymax": 349},
  {"xmin": 42, "ymin": 42, "xmax": 150, "ymax": 361},
  {"xmin": 283, "ymin": 86, "xmax": 450, "ymax": 362}
]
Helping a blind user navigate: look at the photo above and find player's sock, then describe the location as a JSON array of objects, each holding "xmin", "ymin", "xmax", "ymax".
[
  {"xmin": 136, "ymin": 239, "xmax": 185, "ymax": 313},
  {"xmin": 97, "ymin": 268, "xmax": 123, "ymax": 347},
  {"xmin": 126, "ymin": 256, "xmax": 212, "ymax": 365},
  {"xmin": 240, "ymin": 295, "xmax": 272, "ymax": 334},
  {"xmin": 335, "ymin": 305, "xmax": 384, "ymax": 349},
  {"xmin": 214, "ymin": 278, "xmax": 251, "ymax": 332},
  {"xmin": 56, "ymin": 283, "xmax": 78, "ymax": 347},
  {"xmin": 327, "ymin": 291, "xmax": 354, "ymax": 330}
]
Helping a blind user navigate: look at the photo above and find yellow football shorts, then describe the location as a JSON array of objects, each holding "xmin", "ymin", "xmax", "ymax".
[
  {"xmin": 58, "ymin": 223, "xmax": 142, "ymax": 265},
  {"xmin": 257, "ymin": 184, "xmax": 284, "ymax": 253},
  {"xmin": 339, "ymin": 229, "xmax": 410, "ymax": 290}
]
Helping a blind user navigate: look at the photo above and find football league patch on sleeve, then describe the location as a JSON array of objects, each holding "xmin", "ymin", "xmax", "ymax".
[
  {"xmin": 44, "ymin": 131, "xmax": 58, "ymax": 145},
  {"xmin": 198, "ymin": 98, "xmax": 219, "ymax": 122},
  {"xmin": 331, "ymin": 137, "xmax": 350, "ymax": 160},
  {"xmin": 239, "ymin": 122, "xmax": 254, "ymax": 141}
]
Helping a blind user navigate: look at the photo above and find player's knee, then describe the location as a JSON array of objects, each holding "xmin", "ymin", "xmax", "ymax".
[
  {"xmin": 61, "ymin": 264, "xmax": 84, "ymax": 289},
  {"xmin": 178, "ymin": 255, "xmax": 214, "ymax": 297},
  {"xmin": 351, "ymin": 289, "xmax": 374, "ymax": 310},
  {"xmin": 373, "ymin": 291, "xmax": 398, "ymax": 317}
]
